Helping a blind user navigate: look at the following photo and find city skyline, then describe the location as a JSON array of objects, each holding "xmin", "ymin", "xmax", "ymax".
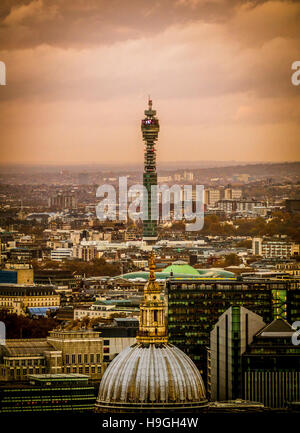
[
  {"xmin": 0, "ymin": 0, "xmax": 299, "ymax": 165},
  {"xmin": 0, "ymin": 0, "xmax": 300, "ymax": 421}
]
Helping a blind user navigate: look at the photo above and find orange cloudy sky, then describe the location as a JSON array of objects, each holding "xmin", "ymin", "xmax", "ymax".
[{"xmin": 0, "ymin": 0, "xmax": 299, "ymax": 165}]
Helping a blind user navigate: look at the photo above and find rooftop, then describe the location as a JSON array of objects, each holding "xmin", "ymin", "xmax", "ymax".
[
  {"xmin": 29, "ymin": 373, "xmax": 89, "ymax": 381},
  {"xmin": 258, "ymin": 318, "xmax": 295, "ymax": 338},
  {"xmin": 117, "ymin": 262, "xmax": 235, "ymax": 281},
  {"xmin": 163, "ymin": 261, "xmax": 200, "ymax": 275},
  {"xmin": 0, "ymin": 339, "xmax": 55, "ymax": 357}
]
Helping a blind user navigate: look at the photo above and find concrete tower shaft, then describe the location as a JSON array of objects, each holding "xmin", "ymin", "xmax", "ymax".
[{"xmin": 142, "ymin": 99, "xmax": 159, "ymax": 242}]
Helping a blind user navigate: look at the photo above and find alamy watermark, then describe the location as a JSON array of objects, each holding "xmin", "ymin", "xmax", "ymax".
[
  {"xmin": 0, "ymin": 61, "xmax": 6, "ymax": 85},
  {"xmin": 96, "ymin": 177, "xmax": 204, "ymax": 231},
  {"xmin": 0, "ymin": 321, "xmax": 5, "ymax": 345},
  {"xmin": 291, "ymin": 61, "xmax": 300, "ymax": 86},
  {"xmin": 292, "ymin": 321, "xmax": 300, "ymax": 346}
]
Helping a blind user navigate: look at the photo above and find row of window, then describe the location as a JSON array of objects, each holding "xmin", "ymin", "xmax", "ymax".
[
  {"xmin": 65, "ymin": 353, "xmax": 101, "ymax": 364},
  {"xmin": 62, "ymin": 366, "xmax": 101, "ymax": 374},
  {"xmin": 7, "ymin": 367, "xmax": 46, "ymax": 376},
  {"xmin": 0, "ymin": 292, "xmax": 56, "ymax": 296},
  {"xmin": 169, "ymin": 284, "xmax": 289, "ymax": 291},
  {"xmin": 5, "ymin": 358, "xmax": 44, "ymax": 367},
  {"xmin": 2, "ymin": 365, "xmax": 102, "ymax": 377}
]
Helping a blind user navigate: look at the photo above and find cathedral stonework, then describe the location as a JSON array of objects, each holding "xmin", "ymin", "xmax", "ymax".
[{"xmin": 95, "ymin": 254, "xmax": 207, "ymax": 413}]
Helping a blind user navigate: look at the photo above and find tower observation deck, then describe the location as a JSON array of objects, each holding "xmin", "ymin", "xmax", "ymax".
[{"xmin": 142, "ymin": 99, "xmax": 159, "ymax": 243}]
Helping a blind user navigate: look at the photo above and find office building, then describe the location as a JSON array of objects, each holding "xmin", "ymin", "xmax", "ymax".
[
  {"xmin": 276, "ymin": 262, "xmax": 300, "ymax": 276},
  {"xmin": 208, "ymin": 306, "xmax": 265, "ymax": 401},
  {"xmin": 95, "ymin": 318, "xmax": 138, "ymax": 365},
  {"xmin": 9, "ymin": 247, "xmax": 43, "ymax": 262},
  {"xmin": 34, "ymin": 269, "xmax": 77, "ymax": 291},
  {"xmin": 50, "ymin": 248, "xmax": 73, "ymax": 261},
  {"xmin": 236, "ymin": 200, "xmax": 264, "ymax": 214},
  {"xmin": 252, "ymin": 237, "xmax": 299, "ymax": 258},
  {"xmin": 72, "ymin": 245, "xmax": 98, "ymax": 261},
  {"xmin": 0, "ymin": 284, "xmax": 60, "ymax": 315},
  {"xmin": 0, "ymin": 374, "xmax": 96, "ymax": 413},
  {"xmin": 0, "ymin": 267, "xmax": 34, "ymax": 285},
  {"xmin": 74, "ymin": 301, "xmax": 139, "ymax": 321},
  {"xmin": 207, "ymin": 189, "xmax": 221, "ymax": 206},
  {"xmin": 166, "ymin": 277, "xmax": 300, "ymax": 384},
  {"xmin": 0, "ymin": 330, "xmax": 103, "ymax": 381},
  {"xmin": 224, "ymin": 188, "xmax": 242, "ymax": 200},
  {"xmin": 242, "ymin": 319, "xmax": 300, "ymax": 408},
  {"xmin": 216, "ymin": 199, "xmax": 236, "ymax": 214},
  {"xmin": 47, "ymin": 330, "xmax": 103, "ymax": 379}
]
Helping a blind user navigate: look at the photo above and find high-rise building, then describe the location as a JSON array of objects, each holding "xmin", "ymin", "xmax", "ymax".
[
  {"xmin": 207, "ymin": 189, "xmax": 221, "ymax": 206},
  {"xmin": 142, "ymin": 99, "xmax": 159, "ymax": 244},
  {"xmin": 242, "ymin": 319, "xmax": 300, "ymax": 408},
  {"xmin": 166, "ymin": 277, "xmax": 300, "ymax": 385},
  {"xmin": 208, "ymin": 306, "xmax": 265, "ymax": 401},
  {"xmin": 224, "ymin": 188, "xmax": 242, "ymax": 200}
]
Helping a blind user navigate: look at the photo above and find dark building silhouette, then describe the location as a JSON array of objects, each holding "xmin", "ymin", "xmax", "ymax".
[
  {"xmin": 242, "ymin": 318, "xmax": 300, "ymax": 408},
  {"xmin": 166, "ymin": 277, "xmax": 300, "ymax": 385}
]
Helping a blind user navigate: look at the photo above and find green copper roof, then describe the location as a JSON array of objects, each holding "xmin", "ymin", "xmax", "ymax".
[
  {"xmin": 163, "ymin": 262, "xmax": 200, "ymax": 276},
  {"xmin": 115, "ymin": 268, "xmax": 235, "ymax": 281}
]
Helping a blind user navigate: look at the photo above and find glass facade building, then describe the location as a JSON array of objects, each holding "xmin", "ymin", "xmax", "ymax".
[
  {"xmin": 166, "ymin": 277, "xmax": 300, "ymax": 385},
  {"xmin": 242, "ymin": 319, "xmax": 300, "ymax": 408},
  {"xmin": 0, "ymin": 374, "xmax": 97, "ymax": 413},
  {"xmin": 208, "ymin": 306, "xmax": 265, "ymax": 401}
]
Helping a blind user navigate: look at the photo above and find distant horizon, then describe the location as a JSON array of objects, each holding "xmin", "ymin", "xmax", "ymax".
[
  {"xmin": 1, "ymin": 160, "xmax": 300, "ymax": 168},
  {"xmin": 0, "ymin": 160, "xmax": 299, "ymax": 177}
]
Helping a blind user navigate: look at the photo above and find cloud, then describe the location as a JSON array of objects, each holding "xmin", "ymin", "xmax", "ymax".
[
  {"xmin": 227, "ymin": 1, "xmax": 300, "ymax": 46},
  {"xmin": 1, "ymin": 4, "xmax": 299, "ymax": 103},
  {"xmin": 0, "ymin": 0, "xmax": 299, "ymax": 164},
  {"xmin": 0, "ymin": 0, "xmax": 253, "ymax": 50},
  {"xmin": 3, "ymin": 0, "xmax": 58, "ymax": 26}
]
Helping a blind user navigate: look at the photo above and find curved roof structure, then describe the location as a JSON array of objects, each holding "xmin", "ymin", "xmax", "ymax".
[
  {"xmin": 163, "ymin": 261, "xmax": 200, "ymax": 275},
  {"xmin": 96, "ymin": 253, "xmax": 208, "ymax": 413},
  {"xmin": 95, "ymin": 343, "xmax": 207, "ymax": 412},
  {"xmin": 117, "ymin": 262, "xmax": 235, "ymax": 281}
]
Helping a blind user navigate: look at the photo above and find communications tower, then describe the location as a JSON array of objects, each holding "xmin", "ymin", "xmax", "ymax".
[{"xmin": 141, "ymin": 98, "xmax": 159, "ymax": 243}]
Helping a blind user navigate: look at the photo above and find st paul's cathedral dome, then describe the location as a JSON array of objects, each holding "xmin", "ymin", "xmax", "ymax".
[{"xmin": 95, "ymin": 254, "xmax": 207, "ymax": 412}]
